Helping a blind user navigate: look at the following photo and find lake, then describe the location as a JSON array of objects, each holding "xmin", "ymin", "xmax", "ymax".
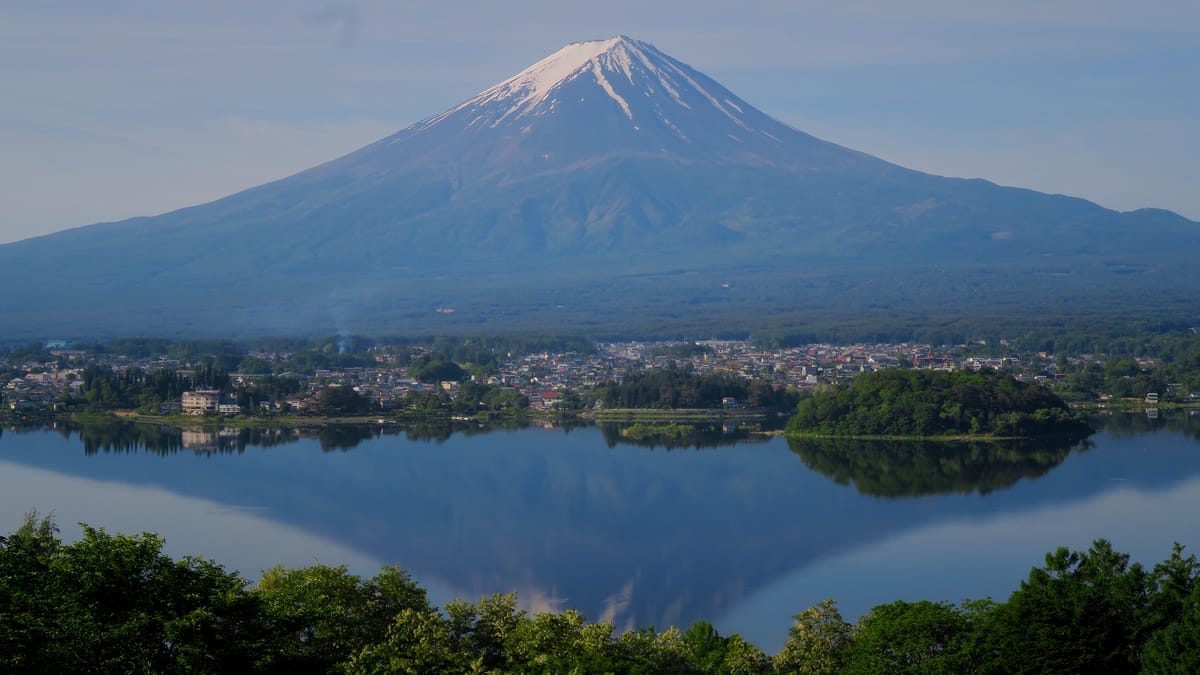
[{"xmin": 2, "ymin": 413, "xmax": 1198, "ymax": 653}]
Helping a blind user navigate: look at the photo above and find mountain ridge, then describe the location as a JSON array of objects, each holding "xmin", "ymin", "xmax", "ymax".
[{"xmin": 0, "ymin": 36, "xmax": 1196, "ymax": 338}]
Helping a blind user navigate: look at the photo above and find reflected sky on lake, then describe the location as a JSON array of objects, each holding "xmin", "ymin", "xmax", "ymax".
[
  {"xmin": 2, "ymin": 415, "xmax": 1199, "ymax": 651},
  {"xmin": 0, "ymin": 458, "xmax": 482, "ymax": 607},
  {"xmin": 719, "ymin": 474, "xmax": 1200, "ymax": 651},
  {"xmin": 0, "ymin": 460, "xmax": 382, "ymax": 575}
]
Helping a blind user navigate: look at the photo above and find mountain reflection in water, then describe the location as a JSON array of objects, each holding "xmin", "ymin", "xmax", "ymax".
[{"xmin": 1, "ymin": 413, "xmax": 1198, "ymax": 652}]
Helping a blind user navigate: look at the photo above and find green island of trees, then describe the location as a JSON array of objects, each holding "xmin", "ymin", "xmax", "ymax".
[
  {"xmin": 786, "ymin": 369, "xmax": 1093, "ymax": 438},
  {"xmin": 2, "ymin": 514, "xmax": 1198, "ymax": 673}
]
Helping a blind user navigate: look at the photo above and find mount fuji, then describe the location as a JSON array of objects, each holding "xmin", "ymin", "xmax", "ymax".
[{"xmin": 0, "ymin": 36, "xmax": 1196, "ymax": 337}]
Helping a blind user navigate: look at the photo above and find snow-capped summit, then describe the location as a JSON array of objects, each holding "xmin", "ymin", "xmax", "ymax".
[
  {"xmin": 363, "ymin": 35, "xmax": 868, "ymax": 174},
  {"xmin": 462, "ymin": 36, "xmax": 641, "ymax": 123},
  {"xmin": 444, "ymin": 35, "xmax": 748, "ymax": 128}
]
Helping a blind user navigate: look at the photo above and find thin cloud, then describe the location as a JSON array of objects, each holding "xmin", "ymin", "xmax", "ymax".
[{"xmin": 307, "ymin": 1, "xmax": 363, "ymax": 47}]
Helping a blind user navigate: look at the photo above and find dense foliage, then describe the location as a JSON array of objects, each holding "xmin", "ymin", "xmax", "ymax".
[
  {"xmin": 315, "ymin": 385, "xmax": 374, "ymax": 416},
  {"xmin": 1059, "ymin": 347, "xmax": 1200, "ymax": 402},
  {"xmin": 76, "ymin": 364, "xmax": 228, "ymax": 412},
  {"xmin": 2, "ymin": 515, "xmax": 1198, "ymax": 673},
  {"xmin": 602, "ymin": 364, "xmax": 798, "ymax": 410},
  {"xmin": 406, "ymin": 354, "xmax": 469, "ymax": 384},
  {"xmin": 787, "ymin": 369, "xmax": 1091, "ymax": 437}
]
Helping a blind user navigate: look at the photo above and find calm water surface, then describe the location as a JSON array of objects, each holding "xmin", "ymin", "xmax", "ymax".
[{"xmin": 2, "ymin": 414, "xmax": 1198, "ymax": 652}]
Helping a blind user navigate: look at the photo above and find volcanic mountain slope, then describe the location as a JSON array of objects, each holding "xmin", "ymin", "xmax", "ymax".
[{"xmin": 0, "ymin": 36, "xmax": 1195, "ymax": 337}]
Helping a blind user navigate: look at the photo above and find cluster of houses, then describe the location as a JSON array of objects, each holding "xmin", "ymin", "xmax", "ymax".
[
  {"xmin": 4, "ymin": 339, "xmax": 1196, "ymax": 416},
  {"xmin": 208, "ymin": 341, "xmax": 1078, "ymax": 414},
  {"xmin": 3, "ymin": 370, "xmax": 78, "ymax": 412}
]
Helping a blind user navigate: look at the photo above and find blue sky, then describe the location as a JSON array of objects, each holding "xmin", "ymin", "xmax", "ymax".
[{"xmin": 2, "ymin": 1, "xmax": 1197, "ymax": 244}]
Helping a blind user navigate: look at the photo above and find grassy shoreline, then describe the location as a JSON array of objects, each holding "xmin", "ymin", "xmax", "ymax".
[
  {"xmin": 1071, "ymin": 400, "xmax": 1200, "ymax": 411},
  {"xmin": 4, "ymin": 400, "xmax": 1191, "ymax": 432},
  {"xmin": 591, "ymin": 408, "xmax": 776, "ymax": 420},
  {"xmin": 782, "ymin": 431, "xmax": 1091, "ymax": 442}
]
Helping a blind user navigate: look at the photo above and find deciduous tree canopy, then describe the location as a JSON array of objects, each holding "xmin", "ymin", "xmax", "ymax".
[
  {"xmin": 3, "ymin": 515, "xmax": 1197, "ymax": 673},
  {"xmin": 787, "ymin": 369, "xmax": 1092, "ymax": 437},
  {"xmin": 602, "ymin": 364, "xmax": 798, "ymax": 410}
]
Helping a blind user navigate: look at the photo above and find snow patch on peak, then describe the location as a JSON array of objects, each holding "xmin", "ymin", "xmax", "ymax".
[
  {"xmin": 591, "ymin": 61, "xmax": 633, "ymax": 119},
  {"xmin": 622, "ymin": 44, "xmax": 687, "ymax": 108},
  {"xmin": 459, "ymin": 37, "xmax": 631, "ymax": 125}
]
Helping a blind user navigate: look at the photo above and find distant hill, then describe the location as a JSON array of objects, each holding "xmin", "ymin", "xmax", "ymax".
[{"xmin": 1, "ymin": 36, "xmax": 1196, "ymax": 338}]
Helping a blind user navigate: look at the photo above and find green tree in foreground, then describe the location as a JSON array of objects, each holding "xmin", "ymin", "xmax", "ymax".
[
  {"xmin": 3, "ymin": 515, "xmax": 1199, "ymax": 673},
  {"xmin": 0, "ymin": 513, "xmax": 263, "ymax": 674},
  {"xmin": 981, "ymin": 539, "xmax": 1154, "ymax": 673},
  {"xmin": 775, "ymin": 599, "xmax": 855, "ymax": 674},
  {"xmin": 1141, "ymin": 582, "xmax": 1200, "ymax": 672},
  {"xmin": 845, "ymin": 599, "xmax": 980, "ymax": 673},
  {"xmin": 255, "ymin": 563, "xmax": 429, "ymax": 673},
  {"xmin": 0, "ymin": 513, "xmax": 60, "ymax": 672}
]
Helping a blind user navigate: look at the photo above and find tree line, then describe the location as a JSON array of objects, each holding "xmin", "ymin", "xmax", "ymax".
[
  {"xmin": 602, "ymin": 364, "xmax": 800, "ymax": 410},
  {"xmin": 787, "ymin": 369, "xmax": 1092, "ymax": 437},
  {"xmin": 1058, "ymin": 352, "xmax": 1200, "ymax": 402},
  {"xmin": 2, "ymin": 515, "xmax": 1197, "ymax": 673},
  {"xmin": 2, "ymin": 334, "xmax": 594, "ymax": 377},
  {"xmin": 75, "ymin": 363, "xmax": 231, "ymax": 411},
  {"xmin": 67, "ymin": 364, "xmax": 311, "ymax": 415}
]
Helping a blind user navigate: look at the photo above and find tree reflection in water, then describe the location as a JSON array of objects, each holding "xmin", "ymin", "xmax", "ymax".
[
  {"xmin": 1090, "ymin": 409, "xmax": 1200, "ymax": 441},
  {"xmin": 786, "ymin": 434, "xmax": 1095, "ymax": 498},
  {"xmin": 597, "ymin": 420, "xmax": 780, "ymax": 450}
]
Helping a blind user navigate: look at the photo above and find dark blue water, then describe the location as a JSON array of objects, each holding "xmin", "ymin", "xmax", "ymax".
[{"xmin": 2, "ymin": 414, "xmax": 1198, "ymax": 652}]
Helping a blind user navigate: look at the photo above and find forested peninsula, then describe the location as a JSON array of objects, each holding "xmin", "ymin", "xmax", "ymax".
[{"xmin": 786, "ymin": 369, "xmax": 1092, "ymax": 438}]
